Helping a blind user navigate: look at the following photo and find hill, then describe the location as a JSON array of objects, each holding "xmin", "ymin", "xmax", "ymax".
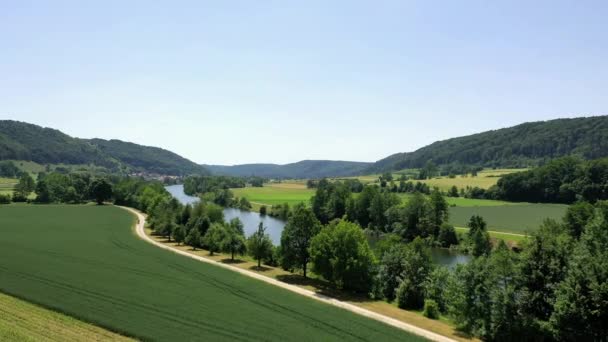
[
  {"xmin": 0, "ymin": 120, "xmax": 208, "ymax": 176},
  {"xmin": 205, "ymin": 160, "xmax": 372, "ymax": 179},
  {"xmin": 370, "ymin": 115, "xmax": 608, "ymax": 172}
]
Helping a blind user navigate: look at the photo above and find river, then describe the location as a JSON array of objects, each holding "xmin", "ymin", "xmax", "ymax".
[{"xmin": 165, "ymin": 184, "xmax": 470, "ymax": 268}]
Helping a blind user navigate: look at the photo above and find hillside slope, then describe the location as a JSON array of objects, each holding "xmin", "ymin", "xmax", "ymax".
[
  {"xmin": 370, "ymin": 115, "xmax": 608, "ymax": 172},
  {"xmin": 205, "ymin": 160, "xmax": 372, "ymax": 178},
  {"xmin": 0, "ymin": 120, "xmax": 208, "ymax": 176}
]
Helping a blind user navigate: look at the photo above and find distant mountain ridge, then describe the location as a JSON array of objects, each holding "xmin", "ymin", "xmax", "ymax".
[
  {"xmin": 204, "ymin": 160, "xmax": 372, "ymax": 179},
  {"xmin": 368, "ymin": 115, "xmax": 608, "ymax": 173},
  {"xmin": 0, "ymin": 120, "xmax": 209, "ymax": 176}
]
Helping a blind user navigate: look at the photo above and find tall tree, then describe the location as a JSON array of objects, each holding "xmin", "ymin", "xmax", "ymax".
[
  {"xmin": 247, "ymin": 222, "xmax": 273, "ymax": 267},
  {"xmin": 309, "ymin": 220, "xmax": 376, "ymax": 293},
  {"xmin": 89, "ymin": 179, "xmax": 113, "ymax": 205},
  {"xmin": 221, "ymin": 224, "xmax": 247, "ymax": 260},
  {"xmin": 467, "ymin": 215, "xmax": 491, "ymax": 257},
  {"xmin": 280, "ymin": 204, "xmax": 321, "ymax": 278}
]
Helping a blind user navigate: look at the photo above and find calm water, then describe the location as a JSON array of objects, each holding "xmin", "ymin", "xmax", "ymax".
[
  {"xmin": 165, "ymin": 184, "xmax": 470, "ymax": 266},
  {"xmin": 165, "ymin": 184, "xmax": 286, "ymax": 244}
]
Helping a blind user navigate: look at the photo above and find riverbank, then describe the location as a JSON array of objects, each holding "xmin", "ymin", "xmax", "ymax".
[{"xmin": 126, "ymin": 206, "xmax": 475, "ymax": 342}]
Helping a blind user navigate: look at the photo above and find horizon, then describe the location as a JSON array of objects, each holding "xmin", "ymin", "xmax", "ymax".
[{"xmin": 2, "ymin": 1, "xmax": 608, "ymax": 164}]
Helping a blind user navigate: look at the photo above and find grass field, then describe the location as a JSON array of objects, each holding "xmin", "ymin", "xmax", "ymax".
[
  {"xmin": 449, "ymin": 204, "xmax": 568, "ymax": 234},
  {"xmin": 0, "ymin": 204, "xmax": 424, "ymax": 342},
  {"xmin": 345, "ymin": 168, "xmax": 526, "ymax": 191},
  {"xmin": 0, "ymin": 177, "xmax": 17, "ymax": 195},
  {"xmin": 0, "ymin": 291, "xmax": 134, "ymax": 342},
  {"xmin": 232, "ymin": 183, "xmax": 315, "ymax": 207}
]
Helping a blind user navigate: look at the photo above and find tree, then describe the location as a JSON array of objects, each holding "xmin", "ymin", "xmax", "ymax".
[
  {"xmin": 239, "ymin": 197, "xmax": 252, "ymax": 210},
  {"xmin": 395, "ymin": 238, "xmax": 433, "ymax": 309},
  {"xmin": 563, "ymin": 201, "xmax": 594, "ymax": 239},
  {"xmin": 309, "ymin": 220, "xmax": 376, "ymax": 293},
  {"xmin": 280, "ymin": 204, "xmax": 321, "ymax": 278},
  {"xmin": 172, "ymin": 225, "xmax": 186, "ymax": 245},
  {"xmin": 34, "ymin": 179, "xmax": 50, "ymax": 203},
  {"xmin": 203, "ymin": 223, "xmax": 228, "ymax": 256},
  {"xmin": 447, "ymin": 185, "xmax": 459, "ymax": 197},
  {"xmin": 466, "ymin": 215, "xmax": 491, "ymax": 257},
  {"xmin": 259, "ymin": 205, "xmax": 267, "ymax": 216},
  {"xmin": 375, "ymin": 244, "xmax": 408, "ymax": 301},
  {"xmin": 13, "ymin": 173, "xmax": 35, "ymax": 201},
  {"xmin": 221, "ymin": 224, "xmax": 247, "ymax": 260},
  {"xmin": 429, "ymin": 188, "xmax": 449, "ymax": 236},
  {"xmin": 159, "ymin": 221, "xmax": 176, "ymax": 242},
  {"xmin": 90, "ymin": 179, "xmax": 113, "ymax": 205},
  {"xmin": 248, "ymin": 222, "xmax": 273, "ymax": 267},
  {"xmin": 437, "ymin": 223, "xmax": 458, "ymax": 248},
  {"xmin": 551, "ymin": 211, "xmax": 608, "ymax": 340},
  {"xmin": 185, "ymin": 227, "xmax": 201, "ymax": 250}
]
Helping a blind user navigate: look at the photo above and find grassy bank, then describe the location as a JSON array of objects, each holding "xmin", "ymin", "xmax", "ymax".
[{"xmin": 0, "ymin": 291, "xmax": 134, "ymax": 342}]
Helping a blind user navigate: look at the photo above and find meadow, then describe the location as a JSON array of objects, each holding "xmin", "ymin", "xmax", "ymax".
[
  {"xmin": 231, "ymin": 182, "xmax": 315, "ymax": 207},
  {"xmin": 0, "ymin": 177, "xmax": 17, "ymax": 195},
  {"xmin": 0, "ymin": 204, "xmax": 424, "ymax": 342},
  {"xmin": 449, "ymin": 204, "xmax": 568, "ymax": 234},
  {"xmin": 0, "ymin": 292, "xmax": 134, "ymax": 342}
]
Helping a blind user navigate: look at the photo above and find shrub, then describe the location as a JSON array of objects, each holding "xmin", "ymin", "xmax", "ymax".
[
  {"xmin": 0, "ymin": 194, "xmax": 11, "ymax": 204},
  {"xmin": 423, "ymin": 299, "xmax": 440, "ymax": 319},
  {"xmin": 396, "ymin": 279, "xmax": 425, "ymax": 309}
]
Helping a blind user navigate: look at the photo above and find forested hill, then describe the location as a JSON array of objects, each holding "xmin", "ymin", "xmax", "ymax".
[
  {"xmin": 370, "ymin": 115, "xmax": 608, "ymax": 172},
  {"xmin": 0, "ymin": 120, "xmax": 208, "ymax": 176},
  {"xmin": 204, "ymin": 160, "xmax": 372, "ymax": 179},
  {"xmin": 87, "ymin": 138, "xmax": 208, "ymax": 176}
]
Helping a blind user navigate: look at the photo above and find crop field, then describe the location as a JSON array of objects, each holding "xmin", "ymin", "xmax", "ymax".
[
  {"xmin": 0, "ymin": 177, "xmax": 17, "ymax": 195},
  {"xmin": 0, "ymin": 291, "xmax": 134, "ymax": 342},
  {"xmin": 346, "ymin": 168, "xmax": 526, "ymax": 191},
  {"xmin": 0, "ymin": 205, "xmax": 424, "ymax": 342},
  {"xmin": 449, "ymin": 204, "xmax": 568, "ymax": 234},
  {"xmin": 231, "ymin": 183, "xmax": 315, "ymax": 207}
]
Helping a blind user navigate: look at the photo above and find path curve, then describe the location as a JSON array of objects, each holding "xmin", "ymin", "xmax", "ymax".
[{"xmin": 118, "ymin": 206, "xmax": 456, "ymax": 342}]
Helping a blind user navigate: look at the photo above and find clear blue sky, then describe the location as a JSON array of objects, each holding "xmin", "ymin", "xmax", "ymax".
[{"xmin": 1, "ymin": 1, "xmax": 607, "ymax": 165}]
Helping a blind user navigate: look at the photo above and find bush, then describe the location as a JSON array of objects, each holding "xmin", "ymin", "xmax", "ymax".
[
  {"xmin": 423, "ymin": 299, "xmax": 440, "ymax": 319},
  {"xmin": 0, "ymin": 194, "xmax": 11, "ymax": 204},
  {"xmin": 396, "ymin": 279, "xmax": 425, "ymax": 309},
  {"xmin": 259, "ymin": 205, "xmax": 267, "ymax": 216}
]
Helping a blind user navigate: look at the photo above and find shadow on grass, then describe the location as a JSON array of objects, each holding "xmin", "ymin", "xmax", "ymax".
[
  {"xmin": 275, "ymin": 274, "xmax": 373, "ymax": 303},
  {"xmin": 220, "ymin": 258, "xmax": 246, "ymax": 264},
  {"xmin": 249, "ymin": 265, "xmax": 273, "ymax": 272}
]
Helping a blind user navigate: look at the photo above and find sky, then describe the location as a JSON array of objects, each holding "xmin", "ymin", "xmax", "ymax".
[{"xmin": 1, "ymin": 1, "xmax": 607, "ymax": 165}]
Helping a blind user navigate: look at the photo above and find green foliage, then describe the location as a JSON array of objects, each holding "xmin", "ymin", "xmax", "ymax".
[
  {"xmin": 0, "ymin": 161, "xmax": 21, "ymax": 177},
  {"xmin": 550, "ymin": 212, "xmax": 608, "ymax": 340},
  {"xmin": 184, "ymin": 227, "xmax": 201, "ymax": 250},
  {"xmin": 0, "ymin": 193, "xmax": 11, "ymax": 204},
  {"xmin": 563, "ymin": 201, "xmax": 595, "ymax": 238},
  {"xmin": 205, "ymin": 160, "xmax": 372, "ymax": 179},
  {"xmin": 280, "ymin": 204, "xmax": 321, "ymax": 278},
  {"xmin": 311, "ymin": 179, "xmax": 351, "ymax": 224},
  {"xmin": 349, "ymin": 185, "xmax": 399, "ymax": 230},
  {"xmin": 202, "ymin": 223, "xmax": 228, "ymax": 256},
  {"xmin": 424, "ymin": 266, "xmax": 450, "ymax": 312},
  {"xmin": 0, "ymin": 120, "xmax": 208, "ymax": 175},
  {"xmin": 497, "ymin": 156, "xmax": 608, "ymax": 203},
  {"xmin": 247, "ymin": 222, "xmax": 273, "ymax": 267},
  {"xmin": 309, "ymin": 220, "xmax": 376, "ymax": 293},
  {"xmin": 370, "ymin": 115, "xmax": 608, "ymax": 172},
  {"xmin": 220, "ymin": 223, "xmax": 247, "ymax": 260},
  {"xmin": 13, "ymin": 172, "xmax": 35, "ymax": 201},
  {"xmin": 259, "ymin": 205, "xmax": 267, "ymax": 215},
  {"xmin": 89, "ymin": 178, "xmax": 113, "ymax": 205},
  {"xmin": 172, "ymin": 225, "xmax": 186, "ymax": 245},
  {"xmin": 466, "ymin": 215, "xmax": 492, "ymax": 257},
  {"xmin": 422, "ymin": 299, "xmax": 440, "ymax": 319},
  {"xmin": 395, "ymin": 238, "xmax": 433, "ymax": 309},
  {"xmin": 375, "ymin": 245, "xmax": 408, "ymax": 301},
  {"xmin": 437, "ymin": 224, "xmax": 458, "ymax": 248}
]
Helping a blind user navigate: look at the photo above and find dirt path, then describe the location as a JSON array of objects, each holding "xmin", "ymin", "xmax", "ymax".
[{"xmin": 119, "ymin": 206, "xmax": 456, "ymax": 342}]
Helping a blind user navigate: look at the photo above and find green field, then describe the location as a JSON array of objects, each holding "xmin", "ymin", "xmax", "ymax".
[
  {"xmin": 0, "ymin": 205, "xmax": 424, "ymax": 342},
  {"xmin": 0, "ymin": 177, "xmax": 17, "ymax": 195},
  {"xmin": 232, "ymin": 183, "xmax": 315, "ymax": 207},
  {"xmin": 0, "ymin": 291, "xmax": 134, "ymax": 342},
  {"xmin": 449, "ymin": 204, "xmax": 568, "ymax": 234}
]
